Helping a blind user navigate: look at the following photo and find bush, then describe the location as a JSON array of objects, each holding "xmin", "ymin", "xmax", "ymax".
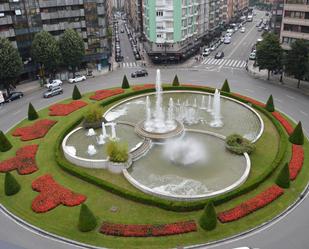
[
  {"xmin": 289, "ymin": 122, "xmax": 304, "ymax": 145},
  {"xmin": 172, "ymin": 75, "xmax": 180, "ymax": 86},
  {"xmin": 72, "ymin": 85, "xmax": 82, "ymax": 100},
  {"xmin": 121, "ymin": 75, "xmax": 130, "ymax": 89},
  {"xmin": 0, "ymin": 130, "xmax": 12, "ymax": 152},
  {"xmin": 28, "ymin": 102, "xmax": 39, "ymax": 120},
  {"xmin": 226, "ymin": 134, "xmax": 256, "ymax": 154},
  {"xmin": 221, "ymin": 79, "xmax": 230, "ymax": 92},
  {"xmin": 276, "ymin": 163, "xmax": 290, "ymax": 188},
  {"xmin": 106, "ymin": 140, "xmax": 129, "ymax": 163},
  {"xmin": 265, "ymin": 95, "xmax": 275, "ymax": 112},
  {"xmin": 84, "ymin": 105, "xmax": 103, "ymax": 123},
  {"xmin": 199, "ymin": 202, "xmax": 217, "ymax": 230},
  {"xmin": 4, "ymin": 172, "xmax": 21, "ymax": 196},
  {"xmin": 78, "ymin": 204, "xmax": 97, "ymax": 232}
]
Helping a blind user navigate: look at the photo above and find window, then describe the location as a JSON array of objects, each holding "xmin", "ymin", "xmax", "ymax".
[
  {"xmin": 0, "ymin": 13, "xmax": 4, "ymax": 17},
  {"xmin": 156, "ymin": 11, "xmax": 163, "ymax": 16},
  {"xmin": 15, "ymin": 9, "xmax": 22, "ymax": 16}
]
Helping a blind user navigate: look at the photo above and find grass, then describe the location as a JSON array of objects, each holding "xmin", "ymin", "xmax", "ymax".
[{"xmin": 0, "ymin": 87, "xmax": 308, "ymax": 249}]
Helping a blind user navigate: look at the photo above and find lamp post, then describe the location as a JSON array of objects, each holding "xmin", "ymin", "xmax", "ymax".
[{"xmin": 164, "ymin": 39, "xmax": 168, "ymax": 65}]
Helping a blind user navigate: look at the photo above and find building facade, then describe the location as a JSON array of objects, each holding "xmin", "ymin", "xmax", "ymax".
[
  {"xmin": 271, "ymin": 0, "xmax": 284, "ymax": 35},
  {"xmin": 280, "ymin": 0, "xmax": 309, "ymax": 48},
  {"xmin": 0, "ymin": 0, "xmax": 110, "ymax": 78}
]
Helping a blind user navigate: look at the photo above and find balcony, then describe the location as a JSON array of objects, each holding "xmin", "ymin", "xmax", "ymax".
[
  {"xmin": 41, "ymin": 9, "xmax": 85, "ymax": 20},
  {"xmin": 0, "ymin": 28, "xmax": 15, "ymax": 38},
  {"xmin": 97, "ymin": 6, "xmax": 106, "ymax": 15},
  {"xmin": 43, "ymin": 21, "xmax": 86, "ymax": 32},
  {"xmin": 0, "ymin": 3, "xmax": 10, "ymax": 12},
  {"xmin": 0, "ymin": 16, "xmax": 13, "ymax": 26},
  {"xmin": 283, "ymin": 17, "xmax": 309, "ymax": 26},
  {"xmin": 39, "ymin": 0, "xmax": 84, "ymax": 8},
  {"xmin": 284, "ymin": 3, "xmax": 309, "ymax": 11},
  {"xmin": 281, "ymin": 30, "xmax": 309, "ymax": 39}
]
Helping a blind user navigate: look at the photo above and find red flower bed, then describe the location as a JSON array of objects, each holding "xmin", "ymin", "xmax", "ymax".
[
  {"xmin": 31, "ymin": 174, "xmax": 86, "ymax": 213},
  {"xmin": 272, "ymin": 111, "xmax": 294, "ymax": 135},
  {"xmin": 100, "ymin": 220, "xmax": 197, "ymax": 237},
  {"xmin": 132, "ymin": 84, "xmax": 155, "ymax": 91},
  {"xmin": 0, "ymin": 145, "xmax": 39, "ymax": 175},
  {"xmin": 90, "ymin": 88, "xmax": 124, "ymax": 101},
  {"xmin": 218, "ymin": 185, "xmax": 284, "ymax": 223},
  {"xmin": 182, "ymin": 84, "xmax": 206, "ymax": 89},
  {"xmin": 232, "ymin": 93, "xmax": 265, "ymax": 108},
  {"xmin": 49, "ymin": 100, "xmax": 87, "ymax": 116},
  {"xmin": 13, "ymin": 119, "xmax": 57, "ymax": 141},
  {"xmin": 289, "ymin": 144, "xmax": 304, "ymax": 180}
]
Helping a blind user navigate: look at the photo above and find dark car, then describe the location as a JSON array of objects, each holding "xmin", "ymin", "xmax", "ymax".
[
  {"xmin": 5, "ymin": 91, "xmax": 24, "ymax": 102},
  {"xmin": 131, "ymin": 69, "xmax": 148, "ymax": 78},
  {"xmin": 215, "ymin": 51, "xmax": 224, "ymax": 59},
  {"xmin": 43, "ymin": 86, "xmax": 63, "ymax": 98}
]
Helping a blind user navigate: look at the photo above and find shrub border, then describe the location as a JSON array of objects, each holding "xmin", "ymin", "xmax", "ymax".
[{"xmin": 55, "ymin": 86, "xmax": 288, "ymax": 211}]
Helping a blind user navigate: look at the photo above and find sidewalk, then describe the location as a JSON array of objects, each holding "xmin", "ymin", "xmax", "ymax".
[{"xmin": 247, "ymin": 61, "xmax": 309, "ymax": 96}]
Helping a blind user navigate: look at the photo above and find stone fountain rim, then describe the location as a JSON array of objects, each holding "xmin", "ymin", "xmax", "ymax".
[
  {"xmin": 103, "ymin": 90, "xmax": 264, "ymax": 143},
  {"xmin": 122, "ymin": 129, "xmax": 251, "ymax": 201}
]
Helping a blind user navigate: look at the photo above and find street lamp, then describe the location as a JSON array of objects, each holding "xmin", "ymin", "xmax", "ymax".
[{"xmin": 163, "ymin": 38, "xmax": 168, "ymax": 65}]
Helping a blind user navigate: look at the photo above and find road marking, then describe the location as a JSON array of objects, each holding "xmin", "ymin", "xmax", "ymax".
[
  {"xmin": 227, "ymin": 60, "xmax": 234, "ymax": 66},
  {"xmin": 240, "ymin": 61, "xmax": 247, "ymax": 67},
  {"xmin": 286, "ymin": 95, "xmax": 295, "ymax": 100},
  {"xmin": 235, "ymin": 61, "xmax": 242, "ymax": 67},
  {"xmin": 300, "ymin": 110, "xmax": 308, "ymax": 116},
  {"xmin": 232, "ymin": 60, "xmax": 238, "ymax": 67}
]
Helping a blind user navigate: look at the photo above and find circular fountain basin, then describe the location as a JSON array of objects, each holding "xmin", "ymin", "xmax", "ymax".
[
  {"xmin": 104, "ymin": 91, "xmax": 264, "ymax": 143},
  {"xmin": 123, "ymin": 131, "xmax": 250, "ymax": 201}
]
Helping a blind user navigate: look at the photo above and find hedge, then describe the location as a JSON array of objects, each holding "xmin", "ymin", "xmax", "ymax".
[
  {"xmin": 4, "ymin": 172, "xmax": 21, "ymax": 196},
  {"xmin": 55, "ymin": 86, "xmax": 289, "ymax": 211},
  {"xmin": 28, "ymin": 102, "xmax": 39, "ymax": 121},
  {"xmin": 0, "ymin": 130, "xmax": 12, "ymax": 152},
  {"xmin": 78, "ymin": 204, "xmax": 97, "ymax": 232},
  {"xmin": 289, "ymin": 122, "xmax": 304, "ymax": 145}
]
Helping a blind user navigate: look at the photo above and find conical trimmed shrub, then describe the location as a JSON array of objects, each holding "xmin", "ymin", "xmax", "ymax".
[
  {"xmin": 28, "ymin": 102, "xmax": 39, "ymax": 120},
  {"xmin": 289, "ymin": 122, "xmax": 304, "ymax": 145},
  {"xmin": 78, "ymin": 204, "xmax": 97, "ymax": 232},
  {"xmin": 276, "ymin": 163, "xmax": 290, "ymax": 188},
  {"xmin": 265, "ymin": 95, "xmax": 275, "ymax": 112},
  {"xmin": 72, "ymin": 85, "xmax": 82, "ymax": 100},
  {"xmin": 172, "ymin": 75, "xmax": 180, "ymax": 86},
  {"xmin": 221, "ymin": 79, "xmax": 230, "ymax": 92},
  {"xmin": 4, "ymin": 172, "xmax": 21, "ymax": 196},
  {"xmin": 0, "ymin": 130, "xmax": 12, "ymax": 152},
  {"xmin": 199, "ymin": 201, "xmax": 217, "ymax": 231},
  {"xmin": 121, "ymin": 75, "xmax": 130, "ymax": 89}
]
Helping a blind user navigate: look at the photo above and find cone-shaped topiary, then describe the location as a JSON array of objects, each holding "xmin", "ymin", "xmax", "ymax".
[
  {"xmin": 289, "ymin": 122, "xmax": 304, "ymax": 145},
  {"xmin": 78, "ymin": 204, "xmax": 97, "ymax": 232},
  {"xmin": 221, "ymin": 79, "xmax": 230, "ymax": 92},
  {"xmin": 121, "ymin": 75, "xmax": 130, "ymax": 89},
  {"xmin": 72, "ymin": 85, "xmax": 82, "ymax": 100},
  {"xmin": 276, "ymin": 163, "xmax": 290, "ymax": 188},
  {"xmin": 0, "ymin": 130, "xmax": 12, "ymax": 152},
  {"xmin": 265, "ymin": 95, "xmax": 275, "ymax": 112},
  {"xmin": 199, "ymin": 201, "xmax": 217, "ymax": 231},
  {"xmin": 172, "ymin": 75, "xmax": 180, "ymax": 86},
  {"xmin": 28, "ymin": 102, "xmax": 39, "ymax": 120},
  {"xmin": 4, "ymin": 172, "xmax": 21, "ymax": 196}
]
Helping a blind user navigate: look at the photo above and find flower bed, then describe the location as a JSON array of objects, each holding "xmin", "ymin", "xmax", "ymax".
[
  {"xmin": 132, "ymin": 84, "xmax": 155, "ymax": 91},
  {"xmin": 289, "ymin": 144, "xmax": 304, "ymax": 180},
  {"xmin": 49, "ymin": 100, "xmax": 87, "ymax": 116},
  {"xmin": 31, "ymin": 174, "xmax": 86, "ymax": 213},
  {"xmin": 13, "ymin": 119, "xmax": 57, "ymax": 141},
  {"xmin": 0, "ymin": 145, "xmax": 38, "ymax": 175},
  {"xmin": 272, "ymin": 112, "xmax": 293, "ymax": 135},
  {"xmin": 218, "ymin": 185, "xmax": 284, "ymax": 223},
  {"xmin": 232, "ymin": 93, "xmax": 265, "ymax": 108},
  {"xmin": 90, "ymin": 88, "xmax": 125, "ymax": 101},
  {"xmin": 100, "ymin": 220, "xmax": 197, "ymax": 237}
]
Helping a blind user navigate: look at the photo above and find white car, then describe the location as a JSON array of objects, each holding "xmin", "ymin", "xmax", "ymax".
[
  {"xmin": 240, "ymin": 27, "xmax": 245, "ymax": 33},
  {"xmin": 45, "ymin": 79, "xmax": 63, "ymax": 89},
  {"xmin": 202, "ymin": 48, "xmax": 211, "ymax": 56},
  {"xmin": 224, "ymin": 37, "xmax": 231, "ymax": 44},
  {"xmin": 68, "ymin": 74, "xmax": 86, "ymax": 83},
  {"xmin": 249, "ymin": 52, "xmax": 256, "ymax": 60}
]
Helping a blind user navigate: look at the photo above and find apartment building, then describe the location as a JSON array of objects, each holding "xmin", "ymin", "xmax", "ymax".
[
  {"xmin": 0, "ymin": 0, "xmax": 110, "ymax": 78},
  {"xmin": 280, "ymin": 0, "xmax": 309, "ymax": 48},
  {"xmin": 271, "ymin": 0, "xmax": 284, "ymax": 35}
]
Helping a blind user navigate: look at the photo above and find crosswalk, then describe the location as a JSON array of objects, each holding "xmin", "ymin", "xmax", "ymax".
[
  {"xmin": 201, "ymin": 57, "xmax": 247, "ymax": 69},
  {"xmin": 121, "ymin": 61, "xmax": 142, "ymax": 68}
]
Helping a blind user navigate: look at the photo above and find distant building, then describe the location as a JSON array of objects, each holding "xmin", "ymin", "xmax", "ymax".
[{"xmin": 0, "ymin": 0, "xmax": 110, "ymax": 79}]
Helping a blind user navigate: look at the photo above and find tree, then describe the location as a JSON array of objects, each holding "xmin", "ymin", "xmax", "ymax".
[
  {"xmin": 265, "ymin": 95, "xmax": 275, "ymax": 112},
  {"xmin": 31, "ymin": 31, "xmax": 61, "ymax": 82},
  {"xmin": 276, "ymin": 163, "xmax": 290, "ymax": 188},
  {"xmin": 0, "ymin": 130, "xmax": 12, "ymax": 152},
  {"xmin": 284, "ymin": 39, "xmax": 309, "ymax": 88},
  {"xmin": 172, "ymin": 75, "xmax": 180, "ymax": 86},
  {"xmin": 78, "ymin": 204, "xmax": 97, "ymax": 232},
  {"xmin": 0, "ymin": 38, "xmax": 23, "ymax": 95},
  {"xmin": 121, "ymin": 75, "xmax": 130, "ymax": 89},
  {"xmin": 289, "ymin": 122, "xmax": 304, "ymax": 145},
  {"xmin": 221, "ymin": 79, "xmax": 230, "ymax": 92},
  {"xmin": 4, "ymin": 172, "xmax": 21, "ymax": 196},
  {"xmin": 256, "ymin": 33, "xmax": 282, "ymax": 80},
  {"xmin": 199, "ymin": 201, "xmax": 217, "ymax": 231},
  {"xmin": 59, "ymin": 29, "xmax": 85, "ymax": 77},
  {"xmin": 72, "ymin": 85, "xmax": 82, "ymax": 100},
  {"xmin": 28, "ymin": 102, "xmax": 39, "ymax": 121}
]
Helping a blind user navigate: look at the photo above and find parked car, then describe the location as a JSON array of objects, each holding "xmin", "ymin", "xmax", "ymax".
[
  {"xmin": 202, "ymin": 48, "xmax": 211, "ymax": 57},
  {"xmin": 249, "ymin": 52, "xmax": 256, "ymax": 60},
  {"xmin": 227, "ymin": 29, "xmax": 234, "ymax": 35},
  {"xmin": 131, "ymin": 69, "xmax": 148, "ymax": 78},
  {"xmin": 240, "ymin": 27, "xmax": 245, "ymax": 33},
  {"xmin": 43, "ymin": 86, "xmax": 63, "ymax": 98},
  {"xmin": 120, "ymin": 29, "xmax": 124, "ymax": 33},
  {"xmin": 5, "ymin": 92, "xmax": 24, "ymax": 102},
  {"xmin": 68, "ymin": 74, "xmax": 86, "ymax": 83},
  {"xmin": 223, "ymin": 37, "xmax": 231, "ymax": 44},
  {"xmin": 45, "ymin": 79, "xmax": 62, "ymax": 89},
  {"xmin": 215, "ymin": 51, "xmax": 224, "ymax": 59},
  {"xmin": 257, "ymin": 26, "xmax": 263, "ymax": 32}
]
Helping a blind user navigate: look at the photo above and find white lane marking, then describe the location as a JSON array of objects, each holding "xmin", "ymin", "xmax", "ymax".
[
  {"xmin": 227, "ymin": 60, "xmax": 235, "ymax": 66},
  {"xmin": 214, "ymin": 60, "xmax": 221, "ymax": 65},
  {"xmin": 240, "ymin": 61, "xmax": 247, "ymax": 67},
  {"xmin": 286, "ymin": 95, "xmax": 295, "ymax": 100},
  {"xmin": 218, "ymin": 59, "xmax": 225, "ymax": 65},
  {"xmin": 204, "ymin": 58, "xmax": 213, "ymax": 64},
  {"xmin": 235, "ymin": 61, "xmax": 242, "ymax": 67},
  {"xmin": 223, "ymin": 59, "xmax": 230, "ymax": 66},
  {"xmin": 300, "ymin": 110, "xmax": 308, "ymax": 116},
  {"xmin": 232, "ymin": 60, "xmax": 238, "ymax": 67},
  {"xmin": 209, "ymin": 58, "xmax": 216, "ymax": 64},
  {"xmin": 202, "ymin": 58, "xmax": 208, "ymax": 64}
]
